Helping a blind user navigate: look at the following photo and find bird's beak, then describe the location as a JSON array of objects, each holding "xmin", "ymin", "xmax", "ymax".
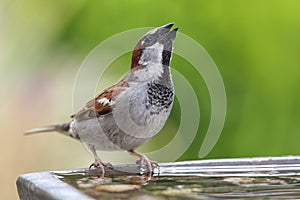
[
  {"xmin": 157, "ymin": 23, "xmax": 178, "ymax": 43},
  {"xmin": 157, "ymin": 23, "xmax": 174, "ymax": 35},
  {"xmin": 161, "ymin": 22, "xmax": 174, "ymax": 30}
]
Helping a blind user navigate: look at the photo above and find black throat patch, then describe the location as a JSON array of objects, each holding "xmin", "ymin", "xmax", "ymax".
[{"xmin": 162, "ymin": 49, "xmax": 172, "ymax": 66}]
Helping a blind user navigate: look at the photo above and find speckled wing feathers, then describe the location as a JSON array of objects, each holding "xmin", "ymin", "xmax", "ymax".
[{"xmin": 72, "ymin": 78, "xmax": 128, "ymax": 121}]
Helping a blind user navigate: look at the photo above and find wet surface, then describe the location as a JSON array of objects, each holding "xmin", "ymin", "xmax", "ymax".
[
  {"xmin": 17, "ymin": 157, "xmax": 300, "ymax": 199},
  {"xmin": 56, "ymin": 171, "xmax": 300, "ymax": 199}
]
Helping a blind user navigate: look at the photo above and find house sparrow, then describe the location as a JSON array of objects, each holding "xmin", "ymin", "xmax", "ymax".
[{"xmin": 25, "ymin": 23, "xmax": 178, "ymax": 176}]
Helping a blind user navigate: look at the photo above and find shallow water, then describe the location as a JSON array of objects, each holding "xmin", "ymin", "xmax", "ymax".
[{"xmin": 57, "ymin": 172, "xmax": 300, "ymax": 199}]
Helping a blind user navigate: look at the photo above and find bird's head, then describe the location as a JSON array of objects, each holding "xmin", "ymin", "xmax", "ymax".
[{"xmin": 130, "ymin": 23, "xmax": 178, "ymax": 82}]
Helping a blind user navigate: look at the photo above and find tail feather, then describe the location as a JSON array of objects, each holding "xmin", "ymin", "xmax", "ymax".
[{"xmin": 24, "ymin": 123, "xmax": 70, "ymax": 136}]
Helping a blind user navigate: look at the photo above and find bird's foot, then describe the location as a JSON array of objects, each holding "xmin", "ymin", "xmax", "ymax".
[
  {"xmin": 136, "ymin": 157, "xmax": 159, "ymax": 171},
  {"xmin": 89, "ymin": 160, "xmax": 113, "ymax": 177},
  {"xmin": 129, "ymin": 150, "xmax": 160, "ymax": 174}
]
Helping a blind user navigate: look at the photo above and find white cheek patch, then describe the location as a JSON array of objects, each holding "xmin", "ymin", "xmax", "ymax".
[
  {"xmin": 133, "ymin": 42, "xmax": 165, "ymax": 82},
  {"xmin": 97, "ymin": 98, "xmax": 111, "ymax": 106},
  {"xmin": 133, "ymin": 63, "xmax": 164, "ymax": 82},
  {"xmin": 138, "ymin": 43, "xmax": 163, "ymax": 66}
]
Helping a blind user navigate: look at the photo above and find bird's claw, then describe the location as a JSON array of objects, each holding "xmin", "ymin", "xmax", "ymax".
[
  {"xmin": 89, "ymin": 161, "xmax": 113, "ymax": 169},
  {"xmin": 136, "ymin": 158, "xmax": 159, "ymax": 174},
  {"xmin": 104, "ymin": 162, "xmax": 113, "ymax": 169},
  {"xmin": 89, "ymin": 160, "xmax": 114, "ymax": 177}
]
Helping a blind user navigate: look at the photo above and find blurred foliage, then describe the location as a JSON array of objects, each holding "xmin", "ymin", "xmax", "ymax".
[{"xmin": 3, "ymin": 0, "xmax": 300, "ymax": 157}]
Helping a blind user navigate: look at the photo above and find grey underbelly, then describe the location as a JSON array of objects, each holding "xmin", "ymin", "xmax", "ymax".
[
  {"xmin": 70, "ymin": 94, "xmax": 172, "ymax": 151},
  {"xmin": 70, "ymin": 114, "xmax": 154, "ymax": 151}
]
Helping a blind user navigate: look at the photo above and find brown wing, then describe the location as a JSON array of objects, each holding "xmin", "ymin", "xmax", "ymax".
[{"xmin": 72, "ymin": 78, "xmax": 128, "ymax": 122}]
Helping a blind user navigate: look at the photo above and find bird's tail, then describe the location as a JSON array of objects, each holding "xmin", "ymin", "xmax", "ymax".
[{"xmin": 24, "ymin": 123, "xmax": 71, "ymax": 137}]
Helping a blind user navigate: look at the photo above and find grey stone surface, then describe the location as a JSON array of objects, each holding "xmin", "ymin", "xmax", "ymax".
[
  {"xmin": 16, "ymin": 156, "xmax": 300, "ymax": 199},
  {"xmin": 17, "ymin": 171, "xmax": 93, "ymax": 200}
]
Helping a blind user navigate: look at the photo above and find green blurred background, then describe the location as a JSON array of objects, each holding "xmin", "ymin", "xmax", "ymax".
[{"xmin": 1, "ymin": 0, "xmax": 300, "ymax": 199}]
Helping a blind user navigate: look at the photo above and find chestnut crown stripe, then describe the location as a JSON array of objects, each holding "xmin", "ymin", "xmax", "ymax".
[{"xmin": 131, "ymin": 42, "xmax": 143, "ymax": 69}]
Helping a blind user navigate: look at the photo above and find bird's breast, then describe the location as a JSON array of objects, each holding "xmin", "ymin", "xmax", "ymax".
[{"xmin": 70, "ymin": 82, "xmax": 174, "ymax": 151}]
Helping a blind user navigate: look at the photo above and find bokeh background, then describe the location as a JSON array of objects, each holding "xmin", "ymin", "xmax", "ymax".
[{"xmin": 1, "ymin": 0, "xmax": 300, "ymax": 199}]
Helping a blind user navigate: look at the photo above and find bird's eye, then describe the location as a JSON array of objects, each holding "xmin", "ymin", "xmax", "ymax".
[
  {"xmin": 143, "ymin": 34, "xmax": 156, "ymax": 46},
  {"xmin": 144, "ymin": 37, "xmax": 151, "ymax": 45}
]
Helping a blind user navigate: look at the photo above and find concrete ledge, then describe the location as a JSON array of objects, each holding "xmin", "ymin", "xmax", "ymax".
[
  {"xmin": 17, "ymin": 156, "xmax": 300, "ymax": 200},
  {"xmin": 17, "ymin": 172, "xmax": 93, "ymax": 200}
]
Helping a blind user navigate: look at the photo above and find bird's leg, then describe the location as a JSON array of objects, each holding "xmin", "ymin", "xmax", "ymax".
[
  {"xmin": 128, "ymin": 149, "xmax": 159, "ymax": 173},
  {"xmin": 89, "ymin": 146, "xmax": 113, "ymax": 177}
]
